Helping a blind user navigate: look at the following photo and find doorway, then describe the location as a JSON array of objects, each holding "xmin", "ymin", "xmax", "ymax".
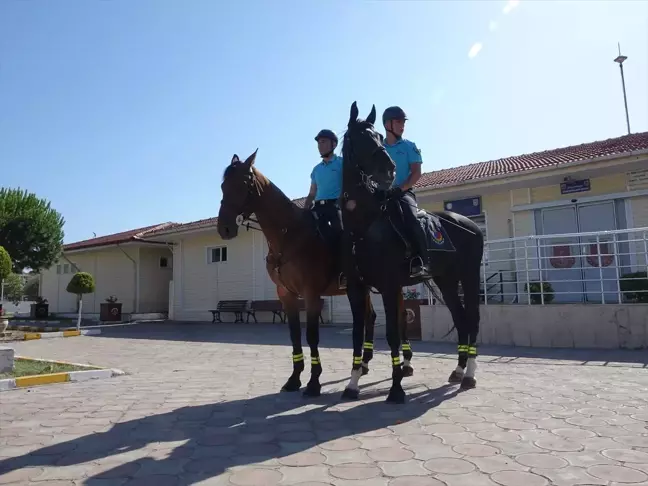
[{"xmin": 539, "ymin": 201, "xmax": 620, "ymax": 303}]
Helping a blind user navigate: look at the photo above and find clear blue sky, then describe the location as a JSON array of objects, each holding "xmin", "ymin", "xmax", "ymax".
[{"xmin": 1, "ymin": 0, "xmax": 646, "ymax": 244}]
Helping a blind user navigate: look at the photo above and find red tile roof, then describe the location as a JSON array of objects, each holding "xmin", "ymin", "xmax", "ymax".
[
  {"xmin": 70, "ymin": 131, "xmax": 648, "ymax": 242},
  {"xmin": 64, "ymin": 222, "xmax": 176, "ymax": 251},
  {"xmin": 416, "ymin": 131, "xmax": 648, "ymax": 189}
]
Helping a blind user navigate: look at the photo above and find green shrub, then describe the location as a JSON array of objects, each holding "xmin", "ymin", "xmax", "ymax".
[
  {"xmin": 0, "ymin": 246, "xmax": 11, "ymax": 282},
  {"xmin": 66, "ymin": 272, "xmax": 96, "ymax": 295},
  {"xmin": 620, "ymin": 271, "xmax": 648, "ymax": 303},
  {"xmin": 524, "ymin": 281, "xmax": 554, "ymax": 304}
]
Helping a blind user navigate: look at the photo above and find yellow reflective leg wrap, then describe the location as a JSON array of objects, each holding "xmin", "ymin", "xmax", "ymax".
[
  {"xmin": 468, "ymin": 346, "xmax": 478, "ymax": 357},
  {"xmin": 392, "ymin": 356, "xmax": 401, "ymax": 366},
  {"xmin": 402, "ymin": 343, "xmax": 412, "ymax": 351},
  {"xmin": 293, "ymin": 353, "xmax": 304, "ymax": 363},
  {"xmin": 457, "ymin": 344, "xmax": 469, "ymax": 354},
  {"xmin": 363, "ymin": 342, "xmax": 373, "ymax": 350},
  {"xmin": 353, "ymin": 356, "xmax": 362, "ymax": 365},
  {"xmin": 311, "ymin": 356, "xmax": 321, "ymax": 365}
]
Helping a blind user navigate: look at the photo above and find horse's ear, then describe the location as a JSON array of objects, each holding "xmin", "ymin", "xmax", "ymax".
[
  {"xmin": 244, "ymin": 149, "xmax": 258, "ymax": 167},
  {"xmin": 231, "ymin": 154, "xmax": 240, "ymax": 164},
  {"xmin": 348, "ymin": 101, "xmax": 359, "ymax": 126},
  {"xmin": 366, "ymin": 104, "xmax": 376, "ymax": 125}
]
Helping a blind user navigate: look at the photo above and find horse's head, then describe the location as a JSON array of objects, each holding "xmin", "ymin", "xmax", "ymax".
[
  {"xmin": 217, "ymin": 150, "xmax": 259, "ymax": 240},
  {"xmin": 343, "ymin": 101, "xmax": 395, "ymax": 193}
]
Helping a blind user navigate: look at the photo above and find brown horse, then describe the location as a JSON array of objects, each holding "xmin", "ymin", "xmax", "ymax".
[{"xmin": 217, "ymin": 151, "xmax": 377, "ymax": 396}]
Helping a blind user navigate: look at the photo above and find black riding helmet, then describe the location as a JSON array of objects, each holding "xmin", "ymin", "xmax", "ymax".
[
  {"xmin": 314, "ymin": 129, "xmax": 338, "ymax": 144},
  {"xmin": 382, "ymin": 106, "xmax": 407, "ymax": 125}
]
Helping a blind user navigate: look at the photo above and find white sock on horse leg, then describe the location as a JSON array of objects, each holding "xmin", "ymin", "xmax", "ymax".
[
  {"xmin": 454, "ymin": 365, "xmax": 464, "ymax": 375},
  {"xmin": 403, "ymin": 359, "xmax": 411, "ymax": 368},
  {"xmin": 465, "ymin": 358, "xmax": 477, "ymax": 378},
  {"xmin": 347, "ymin": 368, "xmax": 362, "ymax": 391}
]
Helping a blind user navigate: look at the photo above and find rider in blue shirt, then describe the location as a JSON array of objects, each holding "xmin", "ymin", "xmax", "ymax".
[
  {"xmin": 382, "ymin": 106, "xmax": 431, "ymax": 277},
  {"xmin": 305, "ymin": 129, "xmax": 346, "ymax": 289}
]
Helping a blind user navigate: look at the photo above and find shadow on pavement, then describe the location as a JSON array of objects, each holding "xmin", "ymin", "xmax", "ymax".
[
  {"xmin": 0, "ymin": 382, "xmax": 461, "ymax": 485},
  {"xmin": 95, "ymin": 321, "xmax": 648, "ymax": 367}
]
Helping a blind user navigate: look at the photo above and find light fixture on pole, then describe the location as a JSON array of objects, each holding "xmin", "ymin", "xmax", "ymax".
[{"xmin": 613, "ymin": 43, "xmax": 631, "ymax": 135}]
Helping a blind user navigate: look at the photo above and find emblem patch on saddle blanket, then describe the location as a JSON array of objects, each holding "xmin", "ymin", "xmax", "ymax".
[{"xmin": 419, "ymin": 214, "xmax": 456, "ymax": 252}]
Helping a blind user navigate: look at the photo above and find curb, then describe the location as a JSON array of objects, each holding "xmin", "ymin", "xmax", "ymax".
[
  {"xmin": 10, "ymin": 324, "xmax": 80, "ymax": 332},
  {"xmin": 0, "ymin": 357, "xmax": 125, "ymax": 392},
  {"xmin": 23, "ymin": 329, "xmax": 102, "ymax": 340}
]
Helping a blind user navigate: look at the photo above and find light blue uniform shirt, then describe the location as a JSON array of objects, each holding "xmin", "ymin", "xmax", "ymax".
[
  {"xmin": 384, "ymin": 139, "xmax": 422, "ymax": 188},
  {"xmin": 310, "ymin": 155, "xmax": 343, "ymax": 201}
]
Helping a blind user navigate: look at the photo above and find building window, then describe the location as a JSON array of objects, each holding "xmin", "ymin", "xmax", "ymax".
[
  {"xmin": 207, "ymin": 246, "xmax": 228, "ymax": 264},
  {"xmin": 63, "ymin": 263, "xmax": 70, "ymax": 274},
  {"xmin": 160, "ymin": 256, "xmax": 170, "ymax": 268},
  {"xmin": 56, "ymin": 264, "xmax": 62, "ymax": 274}
]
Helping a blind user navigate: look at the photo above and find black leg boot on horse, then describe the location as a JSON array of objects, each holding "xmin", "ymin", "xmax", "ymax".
[
  {"xmin": 280, "ymin": 292, "xmax": 305, "ymax": 392},
  {"xmin": 304, "ymin": 295, "xmax": 324, "ymax": 397}
]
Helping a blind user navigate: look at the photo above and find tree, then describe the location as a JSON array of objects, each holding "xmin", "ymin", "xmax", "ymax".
[
  {"xmin": 23, "ymin": 275, "xmax": 40, "ymax": 300},
  {"xmin": 66, "ymin": 272, "xmax": 96, "ymax": 331},
  {"xmin": 0, "ymin": 188, "xmax": 65, "ymax": 272},
  {"xmin": 3, "ymin": 273, "xmax": 23, "ymax": 304},
  {"xmin": 0, "ymin": 246, "xmax": 11, "ymax": 282}
]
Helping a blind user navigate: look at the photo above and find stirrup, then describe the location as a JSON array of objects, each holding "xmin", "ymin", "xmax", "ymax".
[
  {"xmin": 409, "ymin": 256, "xmax": 426, "ymax": 278},
  {"xmin": 338, "ymin": 273, "xmax": 347, "ymax": 290}
]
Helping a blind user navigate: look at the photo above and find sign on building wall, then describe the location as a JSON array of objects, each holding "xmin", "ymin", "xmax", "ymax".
[
  {"xmin": 627, "ymin": 169, "xmax": 648, "ymax": 191},
  {"xmin": 560, "ymin": 179, "xmax": 591, "ymax": 195},
  {"xmin": 444, "ymin": 196, "xmax": 482, "ymax": 217}
]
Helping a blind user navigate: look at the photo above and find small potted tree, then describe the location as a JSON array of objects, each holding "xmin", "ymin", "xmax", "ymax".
[
  {"xmin": 66, "ymin": 272, "xmax": 96, "ymax": 331},
  {"xmin": 100, "ymin": 295, "xmax": 122, "ymax": 322},
  {"xmin": 0, "ymin": 246, "xmax": 12, "ymax": 332},
  {"xmin": 524, "ymin": 281, "xmax": 555, "ymax": 305},
  {"xmin": 620, "ymin": 271, "xmax": 648, "ymax": 303}
]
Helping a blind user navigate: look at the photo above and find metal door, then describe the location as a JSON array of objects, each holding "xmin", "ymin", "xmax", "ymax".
[
  {"xmin": 541, "ymin": 206, "xmax": 582, "ymax": 303},
  {"xmin": 577, "ymin": 202, "xmax": 619, "ymax": 303}
]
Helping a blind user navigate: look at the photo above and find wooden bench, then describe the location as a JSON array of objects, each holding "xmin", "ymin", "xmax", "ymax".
[
  {"xmin": 246, "ymin": 300, "xmax": 285, "ymax": 323},
  {"xmin": 246, "ymin": 299, "xmax": 324, "ymax": 325},
  {"xmin": 209, "ymin": 300, "xmax": 249, "ymax": 323}
]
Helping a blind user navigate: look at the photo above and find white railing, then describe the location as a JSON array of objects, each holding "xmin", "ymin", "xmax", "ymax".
[{"xmin": 426, "ymin": 227, "xmax": 648, "ymax": 306}]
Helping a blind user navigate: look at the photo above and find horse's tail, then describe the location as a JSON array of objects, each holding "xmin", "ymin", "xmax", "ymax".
[{"xmin": 423, "ymin": 280, "xmax": 457, "ymax": 339}]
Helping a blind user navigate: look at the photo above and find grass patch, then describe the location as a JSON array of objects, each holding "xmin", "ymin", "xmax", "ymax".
[{"xmin": 0, "ymin": 358, "xmax": 94, "ymax": 379}]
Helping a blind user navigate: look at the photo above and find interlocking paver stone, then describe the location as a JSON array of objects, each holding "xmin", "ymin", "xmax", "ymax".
[{"xmin": 1, "ymin": 323, "xmax": 648, "ymax": 486}]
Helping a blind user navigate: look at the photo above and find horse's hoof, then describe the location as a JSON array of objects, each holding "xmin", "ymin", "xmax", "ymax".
[
  {"xmin": 460, "ymin": 376, "xmax": 476, "ymax": 390},
  {"xmin": 342, "ymin": 387, "xmax": 359, "ymax": 400},
  {"xmin": 281, "ymin": 378, "xmax": 301, "ymax": 392},
  {"xmin": 361, "ymin": 366, "xmax": 369, "ymax": 376},
  {"xmin": 448, "ymin": 370, "xmax": 464, "ymax": 384},
  {"xmin": 402, "ymin": 365, "xmax": 414, "ymax": 378},
  {"xmin": 303, "ymin": 382, "xmax": 321, "ymax": 397},
  {"xmin": 386, "ymin": 387, "xmax": 406, "ymax": 404}
]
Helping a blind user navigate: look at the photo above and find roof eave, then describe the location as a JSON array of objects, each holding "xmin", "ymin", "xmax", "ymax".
[
  {"xmin": 63, "ymin": 238, "xmax": 172, "ymax": 254},
  {"xmin": 415, "ymin": 147, "xmax": 648, "ymax": 195}
]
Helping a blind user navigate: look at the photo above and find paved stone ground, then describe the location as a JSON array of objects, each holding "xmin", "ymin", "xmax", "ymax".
[{"xmin": 1, "ymin": 322, "xmax": 648, "ymax": 486}]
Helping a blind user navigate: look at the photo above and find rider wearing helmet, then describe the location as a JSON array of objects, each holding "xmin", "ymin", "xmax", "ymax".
[
  {"xmin": 305, "ymin": 129, "xmax": 346, "ymax": 289},
  {"xmin": 382, "ymin": 106, "xmax": 431, "ymax": 277}
]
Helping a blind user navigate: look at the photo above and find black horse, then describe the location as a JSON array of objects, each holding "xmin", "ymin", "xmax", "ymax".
[{"xmin": 340, "ymin": 102, "xmax": 484, "ymax": 403}]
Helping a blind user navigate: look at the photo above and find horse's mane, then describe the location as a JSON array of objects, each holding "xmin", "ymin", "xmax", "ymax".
[{"xmin": 222, "ymin": 161, "xmax": 297, "ymax": 211}]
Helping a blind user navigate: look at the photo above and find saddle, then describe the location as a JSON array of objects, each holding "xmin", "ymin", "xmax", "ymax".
[
  {"xmin": 386, "ymin": 198, "xmax": 456, "ymax": 258},
  {"xmin": 415, "ymin": 210, "xmax": 456, "ymax": 253}
]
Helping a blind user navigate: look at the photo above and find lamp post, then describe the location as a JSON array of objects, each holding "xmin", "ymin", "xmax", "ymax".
[{"xmin": 613, "ymin": 43, "xmax": 631, "ymax": 135}]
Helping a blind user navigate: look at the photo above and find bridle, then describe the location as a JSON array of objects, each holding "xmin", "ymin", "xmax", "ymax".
[
  {"xmin": 341, "ymin": 127, "xmax": 389, "ymax": 202},
  {"xmin": 221, "ymin": 164, "xmax": 262, "ymax": 230}
]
